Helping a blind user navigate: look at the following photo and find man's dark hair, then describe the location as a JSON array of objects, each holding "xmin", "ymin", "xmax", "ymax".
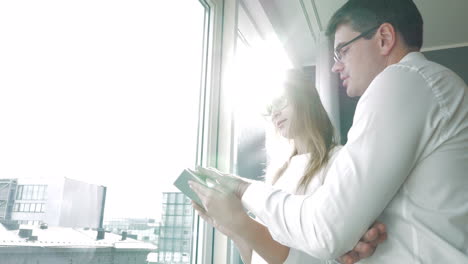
[{"xmin": 326, "ymin": 0, "xmax": 423, "ymax": 49}]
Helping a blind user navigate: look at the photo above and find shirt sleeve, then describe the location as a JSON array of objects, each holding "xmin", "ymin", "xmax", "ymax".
[{"xmin": 242, "ymin": 65, "xmax": 442, "ymax": 259}]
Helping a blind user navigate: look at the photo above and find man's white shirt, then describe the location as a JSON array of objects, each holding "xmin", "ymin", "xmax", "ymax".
[
  {"xmin": 242, "ymin": 52, "xmax": 468, "ymax": 263},
  {"xmin": 251, "ymin": 148, "xmax": 341, "ymax": 264}
]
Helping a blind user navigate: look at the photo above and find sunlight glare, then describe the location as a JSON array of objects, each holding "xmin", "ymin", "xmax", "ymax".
[{"xmin": 229, "ymin": 37, "xmax": 293, "ymax": 118}]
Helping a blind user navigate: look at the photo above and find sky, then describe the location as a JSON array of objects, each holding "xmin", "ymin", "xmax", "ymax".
[{"xmin": 0, "ymin": 0, "xmax": 205, "ymax": 220}]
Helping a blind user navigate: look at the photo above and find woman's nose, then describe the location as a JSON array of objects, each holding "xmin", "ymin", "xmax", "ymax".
[{"xmin": 272, "ymin": 110, "xmax": 281, "ymax": 120}]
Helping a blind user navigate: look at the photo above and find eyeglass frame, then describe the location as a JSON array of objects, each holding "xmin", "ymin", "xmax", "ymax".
[
  {"xmin": 263, "ymin": 96, "xmax": 289, "ymax": 117},
  {"xmin": 333, "ymin": 25, "xmax": 380, "ymax": 63}
]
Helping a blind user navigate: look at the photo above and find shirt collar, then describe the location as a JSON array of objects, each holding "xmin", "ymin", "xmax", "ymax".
[{"xmin": 399, "ymin": 51, "xmax": 426, "ymax": 63}]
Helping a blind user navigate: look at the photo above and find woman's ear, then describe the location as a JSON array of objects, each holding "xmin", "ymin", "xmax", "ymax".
[{"xmin": 377, "ymin": 23, "xmax": 396, "ymax": 56}]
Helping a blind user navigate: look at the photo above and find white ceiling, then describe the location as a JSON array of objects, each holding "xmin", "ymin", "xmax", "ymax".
[{"xmin": 253, "ymin": 0, "xmax": 468, "ymax": 66}]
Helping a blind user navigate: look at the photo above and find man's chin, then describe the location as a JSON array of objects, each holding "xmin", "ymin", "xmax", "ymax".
[
  {"xmin": 346, "ymin": 90, "xmax": 356, "ymax": 97},
  {"xmin": 345, "ymin": 83, "xmax": 362, "ymax": 97},
  {"xmin": 345, "ymin": 85, "xmax": 356, "ymax": 97}
]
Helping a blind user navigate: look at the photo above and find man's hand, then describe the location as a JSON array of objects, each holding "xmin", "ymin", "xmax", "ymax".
[
  {"xmin": 338, "ymin": 222, "xmax": 387, "ymax": 264},
  {"xmin": 195, "ymin": 167, "xmax": 251, "ymax": 198}
]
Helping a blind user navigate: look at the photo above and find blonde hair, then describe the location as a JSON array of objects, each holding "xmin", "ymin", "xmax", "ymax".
[{"xmin": 270, "ymin": 69, "xmax": 337, "ymax": 192}]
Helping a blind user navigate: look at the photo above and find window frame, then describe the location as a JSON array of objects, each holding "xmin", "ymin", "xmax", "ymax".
[
  {"xmin": 197, "ymin": 0, "xmax": 255, "ymax": 262},
  {"xmin": 186, "ymin": 0, "xmax": 267, "ymax": 262},
  {"xmin": 190, "ymin": 0, "xmax": 227, "ymax": 263},
  {"xmin": 200, "ymin": 0, "xmax": 296, "ymax": 263}
]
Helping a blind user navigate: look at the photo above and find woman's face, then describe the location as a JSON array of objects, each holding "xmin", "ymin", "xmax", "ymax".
[{"xmin": 270, "ymin": 96, "xmax": 295, "ymax": 139}]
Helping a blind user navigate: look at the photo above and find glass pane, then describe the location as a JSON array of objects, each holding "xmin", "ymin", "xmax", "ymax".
[
  {"xmin": 227, "ymin": 4, "xmax": 293, "ymax": 264},
  {"xmin": 43, "ymin": 186, "xmax": 48, "ymax": 200},
  {"xmin": 30, "ymin": 203, "xmax": 37, "ymax": 213},
  {"xmin": 24, "ymin": 186, "xmax": 32, "ymax": 200},
  {"xmin": 16, "ymin": 186, "xmax": 23, "ymax": 200},
  {"xmin": 0, "ymin": 1, "xmax": 207, "ymax": 263},
  {"xmin": 32, "ymin": 186, "xmax": 39, "ymax": 200},
  {"xmin": 38, "ymin": 186, "xmax": 45, "ymax": 200},
  {"xmin": 231, "ymin": 15, "xmax": 293, "ymax": 178}
]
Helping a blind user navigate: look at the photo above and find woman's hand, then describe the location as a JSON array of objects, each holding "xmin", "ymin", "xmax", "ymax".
[
  {"xmin": 189, "ymin": 179, "xmax": 249, "ymax": 239},
  {"xmin": 192, "ymin": 167, "xmax": 251, "ymax": 198}
]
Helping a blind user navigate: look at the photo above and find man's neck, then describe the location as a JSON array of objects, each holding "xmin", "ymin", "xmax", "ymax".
[{"xmin": 386, "ymin": 44, "xmax": 419, "ymax": 67}]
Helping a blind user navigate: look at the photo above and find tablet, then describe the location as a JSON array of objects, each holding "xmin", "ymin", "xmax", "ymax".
[{"xmin": 173, "ymin": 168, "xmax": 211, "ymax": 206}]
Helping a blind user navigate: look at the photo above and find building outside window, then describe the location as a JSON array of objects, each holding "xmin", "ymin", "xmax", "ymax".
[{"xmin": 158, "ymin": 192, "xmax": 193, "ymax": 264}]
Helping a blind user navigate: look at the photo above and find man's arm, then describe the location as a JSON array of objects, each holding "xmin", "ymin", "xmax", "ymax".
[
  {"xmin": 241, "ymin": 65, "xmax": 439, "ymax": 258},
  {"xmin": 191, "ymin": 180, "xmax": 387, "ymax": 264}
]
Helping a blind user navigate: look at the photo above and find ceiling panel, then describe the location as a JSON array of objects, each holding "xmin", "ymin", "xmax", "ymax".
[
  {"xmin": 414, "ymin": 0, "xmax": 468, "ymax": 50},
  {"xmin": 259, "ymin": 0, "xmax": 317, "ymax": 66},
  {"xmin": 314, "ymin": 0, "xmax": 347, "ymax": 32},
  {"xmin": 254, "ymin": 0, "xmax": 468, "ymax": 65},
  {"xmin": 314, "ymin": 0, "xmax": 468, "ymax": 50}
]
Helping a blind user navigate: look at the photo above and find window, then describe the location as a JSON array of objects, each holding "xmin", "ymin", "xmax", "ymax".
[
  {"xmin": 175, "ymin": 216, "xmax": 183, "ymax": 226},
  {"xmin": 177, "ymin": 193, "xmax": 185, "ymax": 204},
  {"xmin": 1, "ymin": 0, "xmax": 223, "ymax": 263},
  {"xmin": 15, "ymin": 185, "xmax": 47, "ymax": 201},
  {"xmin": 23, "ymin": 186, "xmax": 31, "ymax": 200},
  {"xmin": 209, "ymin": 1, "xmax": 294, "ymax": 263},
  {"xmin": 176, "ymin": 206, "xmax": 184, "ymax": 215},
  {"xmin": 169, "ymin": 193, "xmax": 176, "ymax": 204},
  {"xmin": 167, "ymin": 216, "xmax": 175, "ymax": 225},
  {"xmin": 16, "ymin": 186, "xmax": 23, "ymax": 200},
  {"xmin": 184, "ymin": 215, "xmax": 192, "ymax": 226},
  {"xmin": 32, "ymin": 186, "xmax": 38, "ymax": 200},
  {"xmin": 38, "ymin": 186, "xmax": 47, "ymax": 200},
  {"xmin": 184, "ymin": 207, "xmax": 192, "ymax": 215}
]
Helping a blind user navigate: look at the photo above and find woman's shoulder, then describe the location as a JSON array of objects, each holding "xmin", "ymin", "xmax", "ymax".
[
  {"xmin": 330, "ymin": 145, "xmax": 343, "ymax": 157},
  {"xmin": 316, "ymin": 145, "xmax": 343, "ymax": 184}
]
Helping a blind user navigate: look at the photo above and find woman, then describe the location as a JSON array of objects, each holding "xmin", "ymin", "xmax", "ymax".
[
  {"xmin": 191, "ymin": 69, "xmax": 386, "ymax": 264},
  {"xmin": 264, "ymin": 69, "xmax": 337, "ymax": 195}
]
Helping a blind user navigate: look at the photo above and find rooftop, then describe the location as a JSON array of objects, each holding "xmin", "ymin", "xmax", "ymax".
[{"xmin": 0, "ymin": 224, "xmax": 156, "ymax": 250}]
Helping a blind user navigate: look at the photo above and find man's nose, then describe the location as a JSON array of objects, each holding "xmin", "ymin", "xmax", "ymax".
[{"xmin": 331, "ymin": 60, "xmax": 343, "ymax": 73}]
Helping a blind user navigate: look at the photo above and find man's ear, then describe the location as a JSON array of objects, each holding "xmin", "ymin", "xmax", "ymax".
[{"xmin": 377, "ymin": 23, "xmax": 396, "ymax": 56}]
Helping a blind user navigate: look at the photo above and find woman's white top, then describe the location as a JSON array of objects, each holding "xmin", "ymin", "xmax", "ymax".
[{"xmin": 251, "ymin": 147, "xmax": 342, "ymax": 264}]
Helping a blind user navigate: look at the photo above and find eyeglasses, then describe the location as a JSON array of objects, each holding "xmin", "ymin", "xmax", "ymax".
[
  {"xmin": 333, "ymin": 25, "xmax": 379, "ymax": 63},
  {"xmin": 264, "ymin": 96, "xmax": 288, "ymax": 117}
]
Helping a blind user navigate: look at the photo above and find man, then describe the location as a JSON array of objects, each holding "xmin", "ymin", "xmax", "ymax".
[{"xmin": 191, "ymin": 0, "xmax": 468, "ymax": 263}]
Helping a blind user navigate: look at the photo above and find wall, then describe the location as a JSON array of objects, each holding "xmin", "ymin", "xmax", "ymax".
[
  {"xmin": 12, "ymin": 177, "xmax": 64, "ymax": 226},
  {"xmin": 12, "ymin": 177, "xmax": 105, "ymax": 228},
  {"xmin": 423, "ymin": 46, "xmax": 468, "ymax": 83},
  {"xmin": 59, "ymin": 178, "xmax": 105, "ymax": 228}
]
